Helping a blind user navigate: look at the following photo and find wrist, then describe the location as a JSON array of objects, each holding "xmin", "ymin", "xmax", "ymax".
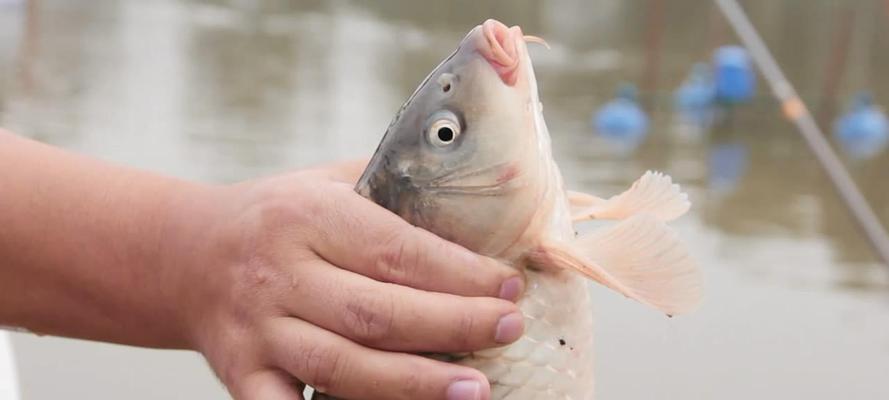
[{"xmin": 156, "ymin": 180, "xmax": 234, "ymax": 350}]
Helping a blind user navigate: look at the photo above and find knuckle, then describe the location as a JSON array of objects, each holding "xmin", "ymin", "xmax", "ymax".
[
  {"xmin": 452, "ymin": 309, "xmax": 477, "ymax": 348},
  {"xmin": 343, "ymin": 289, "xmax": 397, "ymax": 345},
  {"xmin": 376, "ymin": 228, "xmax": 421, "ymax": 284},
  {"xmin": 397, "ymin": 365, "xmax": 424, "ymax": 398},
  {"xmin": 300, "ymin": 345, "xmax": 345, "ymax": 392}
]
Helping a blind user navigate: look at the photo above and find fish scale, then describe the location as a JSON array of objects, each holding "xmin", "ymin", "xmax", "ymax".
[{"xmin": 462, "ymin": 269, "xmax": 595, "ymax": 399}]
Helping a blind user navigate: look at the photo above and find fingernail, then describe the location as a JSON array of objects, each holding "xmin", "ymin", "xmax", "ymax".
[
  {"xmin": 447, "ymin": 380, "xmax": 482, "ymax": 400},
  {"xmin": 498, "ymin": 276, "xmax": 524, "ymax": 302},
  {"xmin": 494, "ymin": 312, "xmax": 524, "ymax": 344}
]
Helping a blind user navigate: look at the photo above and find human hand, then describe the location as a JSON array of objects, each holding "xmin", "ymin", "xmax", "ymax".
[{"xmin": 171, "ymin": 160, "xmax": 525, "ymax": 400}]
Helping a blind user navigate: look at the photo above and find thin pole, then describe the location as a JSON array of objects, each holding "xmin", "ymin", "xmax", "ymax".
[
  {"xmin": 642, "ymin": 0, "xmax": 665, "ymax": 106},
  {"xmin": 714, "ymin": 0, "xmax": 889, "ymax": 269},
  {"xmin": 816, "ymin": 6, "xmax": 853, "ymax": 129},
  {"xmin": 707, "ymin": 2, "xmax": 728, "ymax": 56}
]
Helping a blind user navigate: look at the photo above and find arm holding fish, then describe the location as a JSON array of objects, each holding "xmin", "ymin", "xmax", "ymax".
[{"xmin": 0, "ymin": 130, "xmax": 528, "ymax": 400}]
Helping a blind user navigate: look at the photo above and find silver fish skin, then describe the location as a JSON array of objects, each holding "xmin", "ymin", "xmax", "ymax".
[{"xmin": 314, "ymin": 19, "xmax": 702, "ymax": 400}]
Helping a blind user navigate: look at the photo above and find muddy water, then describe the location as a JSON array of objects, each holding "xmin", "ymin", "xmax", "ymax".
[{"xmin": 2, "ymin": 1, "xmax": 889, "ymax": 399}]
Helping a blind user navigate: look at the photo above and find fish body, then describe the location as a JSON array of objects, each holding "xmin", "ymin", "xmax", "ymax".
[{"xmin": 338, "ymin": 19, "xmax": 701, "ymax": 400}]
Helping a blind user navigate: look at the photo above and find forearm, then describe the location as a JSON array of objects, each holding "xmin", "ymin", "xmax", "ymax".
[{"xmin": 0, "ymin": 130, "xmax": 217, "ymax": 349}]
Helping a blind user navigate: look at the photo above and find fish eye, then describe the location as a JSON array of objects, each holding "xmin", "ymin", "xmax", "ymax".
[{"xmin": 427, "ymin": 112, "xmax": 461, "ymax": 147}]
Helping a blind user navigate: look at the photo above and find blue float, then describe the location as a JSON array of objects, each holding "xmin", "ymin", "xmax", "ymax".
[
  {"xmin": 713, "ymin": 46, "xmax": 756, "ymax": 104},
  {"xmin": 833, "ymin": 92, "xmax": 889, "ymax": 160},
  {"xmin": 674, "ymin": 63, "xmax": 717, "ymax": 129},
  {"xmin": 593, "ymin": 84, "xmax": 649, "ymax": 151}
]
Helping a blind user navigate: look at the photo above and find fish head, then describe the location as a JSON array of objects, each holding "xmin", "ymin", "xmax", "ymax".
[{"xmin": 356, "ymin": 19, "xmax": 556, "ymax": 256}]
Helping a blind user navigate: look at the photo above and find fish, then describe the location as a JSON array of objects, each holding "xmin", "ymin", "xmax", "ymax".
[{"xmin": 319, "ymin": 19, "xmax": 702, "ymax": 400}]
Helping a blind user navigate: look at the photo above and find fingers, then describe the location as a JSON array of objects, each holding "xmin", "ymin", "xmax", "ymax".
[
  {"xmin": 306, "ymin": 184, "xmax": 524, "ymax": 301},
  {"xmin": 266, "ymin": 317, "xmax": 491, "ymax": 400},
  {"xmin": 237, "ymin": 369, "xmax": 305, "ymax": 400},
  {"xmin": 285, "ymin": 259, "xmax": 523, "ymax": 353}
]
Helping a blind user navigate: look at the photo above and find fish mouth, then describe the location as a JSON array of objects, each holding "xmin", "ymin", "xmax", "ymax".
[
  {"xmin": 479, "ymin": 19, "xmax": 547, "ymax": 87},
  {"xmin": 482, "ymin": 19, "xmax": 522, "ymax": 86},
  {"xmin": 356, "ymin": 166, "xmax": 419, "ymax": 218}
]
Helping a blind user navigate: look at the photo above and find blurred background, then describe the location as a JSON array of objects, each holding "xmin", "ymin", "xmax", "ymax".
[{"xmin": 2, "ymin": 0, "xmax": 889, "ymax": 399}]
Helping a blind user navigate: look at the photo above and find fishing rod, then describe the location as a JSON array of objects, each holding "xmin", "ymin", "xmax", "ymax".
[{"xmin": 714, "ymin": 0, "xmax": 889, "ymax": 270}]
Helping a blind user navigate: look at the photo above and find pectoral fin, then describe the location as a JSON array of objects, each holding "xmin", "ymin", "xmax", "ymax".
[
  {"xmin": 529, "ymin": 214, "xmax": 702, "ymax": 316},
  {"xmin": 571, "ymin": 171, "xmax": 690, "ymax": 222},
  {"xmin": 568, "ymin": 190, "xmax": 606, "ymax": 209}
]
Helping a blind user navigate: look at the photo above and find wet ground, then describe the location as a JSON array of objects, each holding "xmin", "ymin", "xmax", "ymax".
[{"xmin": 2, "ymin": 0, "xmax": 889, "ymax": 399}]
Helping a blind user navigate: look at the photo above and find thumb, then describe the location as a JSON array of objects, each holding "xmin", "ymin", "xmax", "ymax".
[{"xmin": 237, "ymin": 369, "xmax": 305, "ymax": 400}]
